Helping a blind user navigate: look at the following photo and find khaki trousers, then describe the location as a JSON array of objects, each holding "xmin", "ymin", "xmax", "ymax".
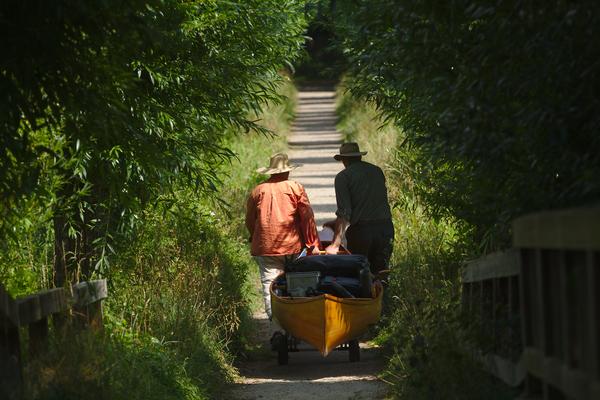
[{"xmin": 253, "ymin": 254, "xmax": 297, "ymax": 322}]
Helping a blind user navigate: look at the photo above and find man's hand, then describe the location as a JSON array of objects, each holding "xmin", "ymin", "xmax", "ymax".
[
  {"xmin": 323, "ymin": 217, "xmax": 348, "ymax": 255},
  {"xmin": 325, "ymin": 244, "xmax": 339, "ymax": 255}
]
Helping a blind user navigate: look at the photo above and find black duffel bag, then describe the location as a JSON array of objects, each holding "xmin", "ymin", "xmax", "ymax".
[
  {"xmin": 286, "ymin": 254, "xmax": 370, "ymax": 278},
  {"xmin": 319, "ymin": 276, "xmax": 362, "ymax": 298}
]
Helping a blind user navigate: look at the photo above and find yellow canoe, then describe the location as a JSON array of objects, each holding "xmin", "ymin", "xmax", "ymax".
[{"xmin": 271, "ymin": 281, "xmax": 383, "ymax": 356}]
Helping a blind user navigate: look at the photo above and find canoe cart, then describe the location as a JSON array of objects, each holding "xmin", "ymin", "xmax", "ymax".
[{"xmin": 270, "ymin": 253, "xmax": 383, "ymax": 364}]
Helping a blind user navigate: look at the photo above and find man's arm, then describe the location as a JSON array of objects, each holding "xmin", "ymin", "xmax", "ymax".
[
  {"xmin": 325, "ymin": 172, "xmax": 351, "ymax": 254},
  {"xmin": 296, "ymin": 184, "xmax": 321, "ymax": 252},
  {"xmin": 324, "ymin": 216, "xmax": 349, "ymax": 254}
]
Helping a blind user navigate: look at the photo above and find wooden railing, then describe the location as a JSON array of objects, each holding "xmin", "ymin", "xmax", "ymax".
[
  {"xmin": 0, "ymin": 279, "xmax": 108, "ymax": 400},
  {"xmin": 514, "ymin": 207, "xmax": 600, "ymax": 400},
  {"xmin": 462, "ymin": 249, "xmax": 525, "ymax": 387},
  {"xmin": 463, "ymin": 206, "xmax": 600, "ymax": 399}
]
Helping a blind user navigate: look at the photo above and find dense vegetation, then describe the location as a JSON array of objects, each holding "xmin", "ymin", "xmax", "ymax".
[
  {"xmin": 1, "ymin": 1, "xmax": 303, "ymax": 398},
  {"xmin": 334, "ymin": 0, "xmax": 600, "ymax": 250}
]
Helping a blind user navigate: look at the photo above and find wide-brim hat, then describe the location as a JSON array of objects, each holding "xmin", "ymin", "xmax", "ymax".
[
  {"xmin": 333, "ymin": 142, "xmax": 367, "ymax": 161},
  {"xmin": 256, "ymin": 152, "xmax": 301, "ymax": 175}
]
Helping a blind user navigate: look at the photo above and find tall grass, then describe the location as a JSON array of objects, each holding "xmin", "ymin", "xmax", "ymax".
[{"xmin": 336, "ymin": 83, "xmax": 516, "ymax": 399}]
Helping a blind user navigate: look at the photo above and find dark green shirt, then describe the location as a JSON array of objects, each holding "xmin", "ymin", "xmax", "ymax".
[{"xmin": 334, "ymin": 161, "xmax": 392, "ymax": 225}]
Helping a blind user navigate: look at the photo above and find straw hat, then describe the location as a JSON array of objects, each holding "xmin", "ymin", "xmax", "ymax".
[
  {"xmin": 333, "ymin": 142, "xmax": 367, "ymax": 161},
  {"xmin": 256, "ymin": 153, "xmax": 301, "ymax": 175}
]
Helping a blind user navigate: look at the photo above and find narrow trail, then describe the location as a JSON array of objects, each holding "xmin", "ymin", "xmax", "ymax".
[{"xmin": 229, "ymin": 86, "xmax": 388, "ymax": 400}]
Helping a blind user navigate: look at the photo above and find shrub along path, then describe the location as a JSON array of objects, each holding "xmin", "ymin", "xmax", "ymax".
[{"xmin": 229, "ymin": 86, "xmax": 388, "ymax": 400}]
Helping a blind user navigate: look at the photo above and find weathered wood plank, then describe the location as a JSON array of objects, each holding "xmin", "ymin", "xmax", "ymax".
[
  {"xmin": 16, "ymin": 288, "xmax": 68, "ymax": 326},
  {"xmin": 72, "ymin": 279, "xmax": 108, "ymax": 306},
  {"xmin": 534, "ymin": 250, "xmax": 546, "ymax": 356},
  {"xmin": 463, "ymin": 249, "xmax": 519, "ymax": 283},
  {"xmin": 87, "ymin": 301, "xmax": 104, "ymax": 330},
  {"xmin": 0, "ymin": 284, "xmax": 9, "ymax": 317},
  {"xmin": 0, "ymin": 279, "xmax": 109, "ymax": 398},
  {"xmin": 38, "ymin": 288, "xmax": 67, "ymax": 318},
  {"xmin": 479, "ymin": 352, "xmax": 526, "ymax": 387},
  {"xmin": 513, "ymin": 206, "xmax": 600, "ymax": 250}
]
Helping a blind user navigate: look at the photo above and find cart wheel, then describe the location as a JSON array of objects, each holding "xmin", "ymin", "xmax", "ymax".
[
  {"xmin": 277, "ymin": 334, "xmax": 288, "ymax": 365},
  {"xmin": 349, "ymin": 340, "xmax": 360, "ymax": 362}
]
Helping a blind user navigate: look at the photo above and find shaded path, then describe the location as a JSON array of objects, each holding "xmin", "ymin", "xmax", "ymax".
[{"xmin": 230, "ymin": 86, "xmax": 388, "ymax": 400}]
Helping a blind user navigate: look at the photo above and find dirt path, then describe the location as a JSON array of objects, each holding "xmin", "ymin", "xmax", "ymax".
[{"xmin": 229, "ymin": 86, "xmax": 389, "ymax": 400}]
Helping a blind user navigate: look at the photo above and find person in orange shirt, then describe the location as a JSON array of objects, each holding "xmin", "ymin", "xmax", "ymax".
[{"xmin": 245, "ymin": 153, "xmax": 320, "ymax": 335}]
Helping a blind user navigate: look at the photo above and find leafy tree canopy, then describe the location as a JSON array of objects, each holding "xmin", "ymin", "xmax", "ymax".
[{"xmin": 0, "ymin": 0, "xmax": 307, "ymax": 279}]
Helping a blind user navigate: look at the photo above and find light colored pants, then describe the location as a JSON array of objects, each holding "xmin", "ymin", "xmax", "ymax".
[{"xmin": 254, "ymin": 254, "xmax": 298, "ymax": 322}]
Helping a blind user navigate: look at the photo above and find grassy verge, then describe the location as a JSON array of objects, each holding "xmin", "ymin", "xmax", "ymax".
[
  {"xmin": 6, "ymin": 74, "xmax": 296, "ymax": 400},
  {"xmin": 336, "ymin": 81, "xmax": 516, "ymax": 399}
]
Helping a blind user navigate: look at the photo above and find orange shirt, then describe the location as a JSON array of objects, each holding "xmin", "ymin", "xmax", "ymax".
[{"xmin": 245, "ymin": 175, "xmax": 320, "ymax": 256}]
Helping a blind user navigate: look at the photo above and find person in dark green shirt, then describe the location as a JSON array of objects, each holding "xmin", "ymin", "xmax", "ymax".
[{"xmin": 324, "ymin": 142, "xmax": 394, "ymax": 273}]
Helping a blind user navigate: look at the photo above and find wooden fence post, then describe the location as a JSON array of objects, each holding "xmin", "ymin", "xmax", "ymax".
[
  {"xmin": 0, "ymin": 285, "xmax": 22, "ymax": 400},
  {"xmin": 72, "ymin": 280, "xmax": 108, "ymax": 330}
]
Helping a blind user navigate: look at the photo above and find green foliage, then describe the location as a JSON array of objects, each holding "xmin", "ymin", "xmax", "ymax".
[
  {"xmin": 334, "ymin": 0, "xmax": 600, "ymax": 249},
  {"xmin": 294, "ymin": 1, "xmax": 347, "ymax": 80},
  {"xmin": 0, "ymin": 198, "xmax": 54, "ymax": 296},
  {"xmin": 0, "ymin": 0, "xmax": 308, "ymax": 279},
  {"xmin": 17, "ymin": 183, "xmax": 255, "ymax": 399},
  {"xmin": 109, "ymin": 197, "xmax": 253, "ymax": 340},
  {"xmin": 335, "ymin": 80, "xmax": 397, "ymax": 168}
]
